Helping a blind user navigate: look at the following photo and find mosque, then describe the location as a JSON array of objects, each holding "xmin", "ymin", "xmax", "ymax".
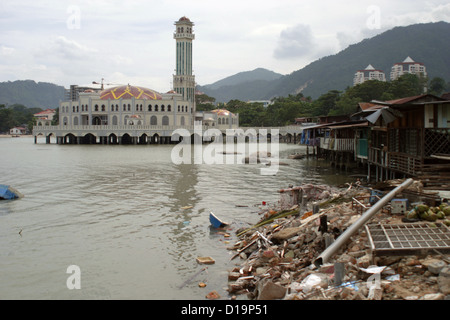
[{"xmin": 33, "ymin": 17, "xmax": 239, "ymax": 144}]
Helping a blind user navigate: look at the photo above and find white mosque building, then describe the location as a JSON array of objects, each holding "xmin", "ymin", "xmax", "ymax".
[{"xmin": 33, "ymin": 17, "xmax": 239, "ymax": 145}]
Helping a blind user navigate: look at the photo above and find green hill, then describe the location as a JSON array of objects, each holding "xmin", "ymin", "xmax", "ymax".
[
  {"xmin": 0, "ymin": 80, "xmax": 66, "ymax": 109},
  {"xmin": 199, "ymin": 21, "xmax": 450, "ymax": 102}
]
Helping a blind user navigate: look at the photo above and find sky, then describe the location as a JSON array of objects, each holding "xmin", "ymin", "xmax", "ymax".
[{"xmin": 1, "ymin": 0, "xmax": 450, "ymax": 93}]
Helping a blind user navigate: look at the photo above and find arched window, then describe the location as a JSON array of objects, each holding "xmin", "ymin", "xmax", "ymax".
[
  {"xmin": 101, "ymin": 105, "xmax": 105, "ymax": 111},
  {"xmin": 95, "ymin": 105, "xmax": 99, "ymax": 111},
  {"xmin": 161, "ymin": 105, "xmax": 165, "ymax": 112},
  {"xmin": 150, "ymin": 115, "xmax": 157, "ymax": 125},
  {"xmin": 73, "ymin": 106, "xmax": 75, "ymax": 112},
  {"xmin": 127, "ymin": 104, "xmax": 131, "ymax": 111},
  {"xmin": 123, "ymin": 104, "xmax": 126, "ymax": 111},
  {"xmin": 162, "ymin": 116, "xmax": 169, "ymax": 126},
  {"xmin": 155, "ymin": 105, "xmax": 159, "ymax": 112},
  {"xmin": 116, "ymin": 104, "xmax": 119, "ymax": 111},
  {"xmin": 74, "ymin": 116, "xmax": 79, "ymax": 125},
  {"xmin": 218, "ymin": 118, "xmax": 222, "ymax": 125},
  {"xmin": 148, "ymin": 105, "xmax": 152, "ymax": 112},
  {"xmin": 181, "ymin": 106, "xmax": 184, "ymax": 112},
  {"xmin": 112, "ymin": 115, "xmax": 118, "ymax": 125},
  {"xmin": 168, "ymin": 105, "xmax": 171, "ymax": 112},
  {"xmin": 178, "ymin": 106, "xmax": 180, "ymax": 112},
  {"xmin": 124, "ymin": 115, "xmax": 129, "ymax": 125}
]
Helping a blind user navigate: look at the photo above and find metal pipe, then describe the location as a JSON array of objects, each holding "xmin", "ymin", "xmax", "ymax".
[{"xmin": 314, "ymin": 178, "xmax": 414, "ymax": 268}]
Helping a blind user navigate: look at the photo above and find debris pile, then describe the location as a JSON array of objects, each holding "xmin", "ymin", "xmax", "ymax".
[{"xmin": 225, "ymin": 179, "xmax": 450, "ymax": 300}]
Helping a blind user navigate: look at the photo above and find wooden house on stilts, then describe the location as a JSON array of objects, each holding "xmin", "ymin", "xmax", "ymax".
[{"xmin": 300, "ymin": 94, "xmax": 450, "ymax": 189}]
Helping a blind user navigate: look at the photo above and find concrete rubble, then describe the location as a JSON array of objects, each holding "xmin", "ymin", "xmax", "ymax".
[{"xmin": 225, "ymin": 179, "xmax": 450, "ymax": 300}]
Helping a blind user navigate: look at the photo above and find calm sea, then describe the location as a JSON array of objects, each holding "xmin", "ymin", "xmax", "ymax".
[{"xmin": 0, "ymin": 136, "xmax": 355, "ymax": 299}]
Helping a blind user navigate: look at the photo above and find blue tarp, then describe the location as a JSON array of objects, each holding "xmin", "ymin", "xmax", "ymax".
[{"xmin": 0, "ymin": 185, "xmax": 21, "ymax": 200}]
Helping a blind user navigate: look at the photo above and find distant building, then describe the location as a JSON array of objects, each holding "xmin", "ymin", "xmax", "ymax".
[
  {"xmin": 353, "ymin": 64, "xmax": 386, "ymax": 86},
  {"xmin": 34, "ymin": 108, "xmax": 56, "ymax": 126},
  {"xmin": 196, "ymin": 108, "xmax": 239, "ymax": 129},
  {"xmin": 66, "ymin": 85, "xmax": 99, "ymax": 101},
  {"xmin": 390, "ymin": 56, "xmax": 427, "ymax": 81},
  {"xmin": 9, "ymin": 126, "xmax": 27, "ymax": 135},
  {"xmin": 247, "ymin": 100, "xmax": 273, "ymax": 107}
]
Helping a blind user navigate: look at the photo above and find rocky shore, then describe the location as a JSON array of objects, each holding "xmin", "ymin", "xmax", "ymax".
[{"xmin": 224, "ymin": 179, "xmax": 450, "ymax": 300}]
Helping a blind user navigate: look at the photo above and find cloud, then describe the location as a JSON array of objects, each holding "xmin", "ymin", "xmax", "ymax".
[
  {"xmin": 273, "ymin": 24, "xmax": 315, "ymax": 59},
  {"xmin": 0, "ymin": 45, "xmax": 15, "ymax": 56},
  {"xmin": 50, "ymin": 36, "xmax": 98, "ymax": 60}
]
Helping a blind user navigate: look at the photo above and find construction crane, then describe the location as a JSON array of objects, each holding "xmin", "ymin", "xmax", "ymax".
[{"xmin": 92, "ymin": 78, "xmax": 122, "ymax": 90}]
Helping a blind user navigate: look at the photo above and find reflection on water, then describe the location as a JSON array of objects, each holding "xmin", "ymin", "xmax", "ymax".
[{"xmin": 0, "ymin": 137, "xmax": 360, "ymax": 299}]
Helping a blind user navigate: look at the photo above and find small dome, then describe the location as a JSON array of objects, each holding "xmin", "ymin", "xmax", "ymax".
[
  {"xmin": 179, "ymin": 16, "xmax": 191, "ymax": 22},
  {"xmin": 100, "ymin": 85, "xmax": 162, "ymax": 100},
  {"xmin": 211, "ymin": 109, "xmax": 234, "ymax": 116}
]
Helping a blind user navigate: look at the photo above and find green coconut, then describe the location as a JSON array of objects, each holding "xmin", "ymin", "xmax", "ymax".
[
  {"xmin": 416, "ymin": 204, "xmax": 429, "ymax": 213},
  {"xmin": 443, "ymin": 207, "xmax": 450, "ymax": 216}
]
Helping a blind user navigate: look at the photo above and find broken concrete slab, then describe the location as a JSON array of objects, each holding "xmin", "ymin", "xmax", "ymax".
[
  {"xmin": 257, "ymin": 280, "xmax": 287, "ymax": 300},
  {"xmin": 271, "ymin": 227, "xmax": 303, "ymax": 242}
]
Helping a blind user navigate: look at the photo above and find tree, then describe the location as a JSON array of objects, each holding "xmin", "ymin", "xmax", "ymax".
[
  {"xmin": 345, "ymin": 80, "xmax": 391, "ymax": 102},
  {"xmin": 429, "ymin": 77, "xmax": 446, "ymax": 96},
  {"xmin": 328, "ymin": 96, "xmax": 360, "ymax": 116},
  {"xmin": 195, "ymin": 93, "xmax": 216, "ymax": 111},
  {"xmin": 387, "ymin": 74, "xmax": 427, "ymax": 98},
  {"xmin": 0, "ymin": 104, "xmax": 43, "ymax": 133},
  {"xmin": 311, "ymin": 90, "xmax": 341, "ymax": 116}
]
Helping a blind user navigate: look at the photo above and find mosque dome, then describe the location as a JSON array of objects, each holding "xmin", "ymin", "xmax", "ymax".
[
  {"xmin": 100, "ymin": 85, "xmax": 162, "ymax": 100},
  {"xmin": 178, "ymin": 16, "xmax": 191, "ymax": 22},
  {"xmin": 211, "ymin": 109, "xmax": 234, "ymax": 116}
]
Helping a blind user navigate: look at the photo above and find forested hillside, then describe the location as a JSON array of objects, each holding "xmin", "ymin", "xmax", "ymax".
[
  {"xmin": 0, "ymin": 80, "xmax": 65, "ymax": 109},
  {"xmin": 199, "ymin": 22, "xmax": 450, "ymax": 102}
]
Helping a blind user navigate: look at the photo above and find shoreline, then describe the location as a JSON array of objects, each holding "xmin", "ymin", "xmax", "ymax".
[
  {"xmin": 0, "ymin": 134, "xmax": 33, "ymax": 138},
  {"xmin": 223, "ymin": 179, "xmax": 450, "ymax": 300}
]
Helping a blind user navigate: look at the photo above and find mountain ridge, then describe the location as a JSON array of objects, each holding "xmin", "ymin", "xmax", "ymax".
[
  {"xmin": 198, "ymin": 21, "xmax": 450, "ymax": 102},
  {"xmin": 0, "ymin": 80, "xmax": 66, "ymax": 109}
]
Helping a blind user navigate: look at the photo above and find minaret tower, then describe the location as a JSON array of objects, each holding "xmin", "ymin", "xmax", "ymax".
[{"xmin": 173, "ymin": 17, "xmax": 195, "ymax": 105}]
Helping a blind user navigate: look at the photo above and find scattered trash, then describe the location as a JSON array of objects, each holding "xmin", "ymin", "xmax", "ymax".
[
  {"xmin": 0, "ymin": 184, "xmax": 23, "ymax": 200},
  {"xmin": 196, "ymin": 257, "xmax": 215, "ymax": 265},
  {"xmin": 178, "ymin": 267, "xmax": 208, "ymax": 289},
  {"xmin": 205, "ymin": 290, "xmax": 220, "ymax": 300},
  {"xmin": 223, "ymin": 178, "xmax": 450, "ymax": 300},
  {"xmin": 209, "ymin": 211, "xmax": 229, "ymax": 228}
]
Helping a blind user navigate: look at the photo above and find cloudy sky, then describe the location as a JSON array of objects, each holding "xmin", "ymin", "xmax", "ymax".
[{"xmin": 1, "ymin": 0, "xmax": 450, "ymax": 92}]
